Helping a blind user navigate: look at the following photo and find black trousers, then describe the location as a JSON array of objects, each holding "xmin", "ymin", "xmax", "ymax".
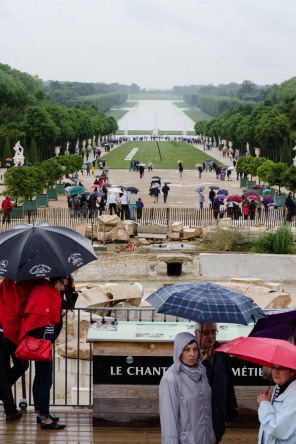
[{"xmin": 0, "ymin": 332, "xmax": 28, "ymax": 415}]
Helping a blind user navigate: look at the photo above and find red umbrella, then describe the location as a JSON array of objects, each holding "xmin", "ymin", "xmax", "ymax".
[
  {"xmin": 251, "ymin": 185, "xmax": 263, "ymax": 190},
  {"xmin": 243, "ymin": 190, "xmax": 260, "ymax": 198},
  {"xmin": 6, "ymin": 158, "xmax": 12, "ymax": 161},
  {"xmin": 216, "ymin": 336, "xmax": 296, "ymax": 370},
  {"xmin": 246, "ymin": 195, "xmax": 261, "ymax": 202},
  {"xmin": 226, "ymin": 195, "xmax": 242, "ymax": 203},
  {"xmin": 90, "ymin": 184, "xmax": 100, "ymax": 188}
]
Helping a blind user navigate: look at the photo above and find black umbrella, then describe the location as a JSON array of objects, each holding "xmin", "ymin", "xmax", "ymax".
[
  {"xmin": 0, "ymin": 223, "xmax": 97, "ymax": 281},
  {"xmin": 81, "ymin": 192, "xmax": 91, "ymax": 196},
  {"xmin": 152, "ymin": 176, "xmax": 161, "ymax": 180},
  {"xmin": 125, "ymin": 187, "xmax": 140, "ymax": 193}
]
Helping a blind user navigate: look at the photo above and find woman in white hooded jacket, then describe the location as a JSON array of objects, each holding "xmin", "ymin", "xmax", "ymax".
[
  {"xmin": 159, "ymin": 332, "xmax": 216, "ymax": 444},
  {"xmin": 257, "ymin": 364, "xmax": 296, "ymax": 444}
]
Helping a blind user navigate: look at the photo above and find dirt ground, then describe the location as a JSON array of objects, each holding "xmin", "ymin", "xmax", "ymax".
[{"xmin": 0, "ymin": 142, "xmax": 240, "ymax": 209}]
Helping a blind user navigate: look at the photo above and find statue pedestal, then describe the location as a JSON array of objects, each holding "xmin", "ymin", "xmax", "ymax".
[
  {"xmin": 293, "ymin": 158, "xmax": 296, "ymax": 167},
  {"xmin": 13, "ymin": 155, "xmax": 25, "ymax": 166}
]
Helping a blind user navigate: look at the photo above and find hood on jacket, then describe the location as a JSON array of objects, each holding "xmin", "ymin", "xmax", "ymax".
[
  {"xmin": 5, "ymin": 195, "xmax": 10, "ymax": 200},
  {"xmin": 173, "ymin": 332, "xmax": 200, "ymax": 371}
]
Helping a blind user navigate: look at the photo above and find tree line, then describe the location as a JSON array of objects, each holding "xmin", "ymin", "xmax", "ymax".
[
  {"xmin": 0, "ymin": 63, "xmax": 119, "ymax": 162},
  {"xmin": 236, "ymin": 155, "xmax": 296, "ymax": 194}
]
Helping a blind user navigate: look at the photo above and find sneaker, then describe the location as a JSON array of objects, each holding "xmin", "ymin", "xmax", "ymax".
[
  {"xmin": 6, "ymin": 409, "xmax": 22, "ymax": 421},
  {"xmin": 40, "ymin": 421, "xmax": 65, "ymax": 430}
]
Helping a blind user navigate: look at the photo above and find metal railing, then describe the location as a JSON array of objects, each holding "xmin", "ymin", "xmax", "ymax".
[
  {"xmin": 2, "ymin": 206, "xmax": 294, "ymax": 231},
  {"xmin": 15, "ymin": 307, "xmax": 175, "ymax": 409}
]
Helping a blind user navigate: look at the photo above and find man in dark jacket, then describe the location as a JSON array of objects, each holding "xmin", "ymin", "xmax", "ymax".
[
  {"xmin": 162, "ymin": 184, "xmax": 170, "ymax": 203},
  {"xmin": 195, "ymin": 323, "xmax": 238, "ymax": 443},
  {"xmin": 285, "ymin": 192, "xmax": 295, "ymax": 221}
]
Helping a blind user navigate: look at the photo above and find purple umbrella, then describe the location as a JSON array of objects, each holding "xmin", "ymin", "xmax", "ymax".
[
  {"xmin": 249, "ymin": 309, "xmax": 296, "ymax": 340},
  {"xmin": 219, "ymin": 189, "xmax": 229, "ymax": 196},
  {"xmin": 216, "ymin": 194, "xmax": 227, "ymax": 200},
  {"xmin": 263, "ymin": 196, "xmax": 274, "ymax": 206}
]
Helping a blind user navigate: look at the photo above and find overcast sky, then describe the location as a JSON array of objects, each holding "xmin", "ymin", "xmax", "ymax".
[{"xmin": 1, "ymin": 0, "xmax": 295, "ymax": 89}]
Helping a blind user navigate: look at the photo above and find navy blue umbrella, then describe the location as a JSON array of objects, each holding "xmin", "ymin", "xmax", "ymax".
[
  {"xmin": 209, "ymin": 186, "xmax": 220, "ymax": 190},
  {"xmin": 147, "ymin": 282, "xmax": 265, "ymax": 325},
  {"xmin": 0, "ymin": 222, "xmax": 97, "ymax": 281}
]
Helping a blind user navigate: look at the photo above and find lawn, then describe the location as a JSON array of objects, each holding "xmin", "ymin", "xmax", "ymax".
[
  {"xmin": 104, "ymin": 110, "xmax": 128, "ymax": 121},
  {"xmin": 184, "ymin": 110, "xmax": 214, "ymax": 122},
  {"xmin": 102, "ymin": 141, "xmax": 223, "ymax": 169},
  {"xmin": 115, "ymin": 130, "xmax": 196, "ymax": 135}
]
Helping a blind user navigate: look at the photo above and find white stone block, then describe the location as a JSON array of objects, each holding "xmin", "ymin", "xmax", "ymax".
[{"xmin": 72, "ymin": 387, "xmax": 92, "ymax": 404}]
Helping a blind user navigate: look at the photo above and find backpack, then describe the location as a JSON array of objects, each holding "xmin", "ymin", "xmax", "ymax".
[{"xmin": 213, "ymin": 200, "xmax": 220, "ymax": 210}]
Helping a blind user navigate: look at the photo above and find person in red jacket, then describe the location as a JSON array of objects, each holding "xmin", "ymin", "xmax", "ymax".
[{"xmin": 2, "ymin": 195, "xmax": 12, "ymax": 224}]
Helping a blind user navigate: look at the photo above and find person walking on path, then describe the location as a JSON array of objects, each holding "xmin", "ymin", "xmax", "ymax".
[
  {"xmin": 199, "ymin": 192, "xmax": 205, "ymax": 209},
  {"xmin": 2, "ymin": 195, "xmax": 12, "ymax": 224},
  {"xmin": 153, "ymin": 185, "xmax": 161, "ymax": 203},
  {"xmin": 178, "ymin": 161, "xmax": 183, "ymax": 178},
  {"xmin": 195, "ymin": 323, "xmax": 238, "ymax": 443},
  {"xmin": 159, "ymin": 332, "xmax": 216, "ymax": 444},
  {"xmin": 71, "ymin": 195, "xmax": 80, "ymax": 219},
  {"xmin": 139, "ymin": 165, "xmax": 145, "ymax": 179},
  {"xmin": 162, "ymin": 184, "xmax": 170, "ymax": 203},
  {"xmin": 209, "ymin": 189, "xmax": 216, "ymax": 208}
]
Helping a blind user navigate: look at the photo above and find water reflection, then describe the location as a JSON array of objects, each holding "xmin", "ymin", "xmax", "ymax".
[{"xmin": 117, "ymin": 100, "xmax": 195, "ymax": 132}]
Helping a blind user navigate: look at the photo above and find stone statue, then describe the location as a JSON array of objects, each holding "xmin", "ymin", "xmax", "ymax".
[
  {"xmin": 246, "ymin": 142, "xmax": 250, "ymax": 153},
  {"xmin": 13, "ymin": 141, "xmax": 24, "ymax": 156}
]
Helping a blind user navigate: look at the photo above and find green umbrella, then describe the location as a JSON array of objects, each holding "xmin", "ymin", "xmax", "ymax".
[{"xmin": 68, "ymin": 186, "xmax": 86, "ymax": 196}]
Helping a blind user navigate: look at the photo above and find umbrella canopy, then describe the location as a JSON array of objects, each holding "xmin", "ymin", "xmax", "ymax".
[
  {"xmin": 216, "ymin": 337, "xmax": 296, "ymax": 370},
  {"xmin": 219, "ymin": 189, "xmax": 229, "ymax": 196},
  {"xmin": 227, "ymin": 166, "xmax": 234, "ymax": 170},
  {"xmin": 26, "ymin": 162, "xmax": 32, "ymax": 167},
  {"xmin": 163, "ymin": 181, "xmax": 171, "ymax": 185},
  {"xmin": 90, "ymin": 184, "xmax": 100, "ymax": 188},
  {"xmin": 227, "ymin": 195, "xmax": 243, "ymax": 203},
  {"xmin": 246, "ymin": 195, "xmax": 261, "ymax": 202},
  {"xmin": 125, "ymin": 187, "xmax": 140, "ymax": 193},
  {"xmin": 138, "ymin": 163, "xmax": 146, "ymax": 167},
  {"xmin": 102, "ymin": 183, "xmax": 111, "ymax": 187},
  {"xmin": 68, "ymin": 186, "xmax": 86, "ymax": 196},
  {"xmin": 263, "ymin": 196, "xmax": 274, "ymax": 206},
  {"xmin": 249, "ymin": 309, "xmax": 296, "ymax": 340},
  {"xmin": 84, "ymin": 162, "xmax": 92, "ymax": 166},
  {"xmin": 251, "ymin": 185, "xmax": 263, "ymax": 190},
  {"xmin": 152, "ymin": 176, "xmax": 161, "ymax": 180},
  {"xmin": 108, "ymin": 188, "xmax": 122, "ymax": 193},
  {"xmin": 6, "ymin": 158, "xmax": 12, "ymax": 161},
  {"xmin": 61, "ymin": 178, "xmax": 75, "ymax": 184},
  {"xmin": 243, "ymin": 190, "xmax": 260, "ymax": 198},
  {"xmin": 226, "ymin": 201, "xmax": 239, "ymax": 208},
  {"xmin": 195, "ymin": 164, "xmax": 202, "ymax": 168},
  {"xmin": 209, "ymin": 186, "xmax": 220, "ymax": 190},
  {"xmin": 146, "ymin": 282, "xmax": 265, "ymax": 325},
  {"xmin": 0, "ymin": 222, "xmax": 97, "ymax": 281},
  {"xmin": 195, "ymin": 186, "xmax": 205, "ymax": 193},
  {"xmin": 95, "ymin": 175, "xmax": 103, "ymax": 179},
  {"xmin": 91, "ymin": 191, "xmax": 105, "ymax": 197},
  {"xmin": 81, "ymin": 192, "xmax": 91, "ymax": 197},
  {"xmin": 216, "ymin": 194, "xmax": 227, "ymax": 200},
  {"xmin": 262, "ymin": 189, "xmax": 272, "ymax": 193}
]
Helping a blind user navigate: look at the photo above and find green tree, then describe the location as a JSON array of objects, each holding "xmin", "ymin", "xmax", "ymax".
[
  {"xmin": 257, "ymin": 160, "xmax": 274, "ymax": 184},
  {"xmin": 39, "ymin": 159, "xmax": 63, "ymax": 188},
  {"xmin": 264, "ymin": 162, "xmax": 286, "ymax": 192},
  {"xmin": 280, "ymin": 137, "xmax": 292, "ymax": 165},
  {"xmin": 28, "ymin": 139, "xmax": 38, "ymax": 164},
  {"xmin": 2, "ymin": 137, "xmax": 12, "ymax": 166},
  {"xmin": 281, "ymin": 166, "xmax": 296, "ymax": 194},
  {"xmin": 4, "ymin": 165, "xmax": 47, "ymax": 202},
  {"xmin": 255, "ymin": 109, "xmax": 290, "ymax": 161}
]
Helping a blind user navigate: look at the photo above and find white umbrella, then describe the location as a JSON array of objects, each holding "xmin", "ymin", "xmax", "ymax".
[
  {"xmin": 108, "ymin": 188, "xmax": 122, "ymax": 193},
  {"xmin": 227, "ymin": 166, "xmax": 234, "ymax": 170}
]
